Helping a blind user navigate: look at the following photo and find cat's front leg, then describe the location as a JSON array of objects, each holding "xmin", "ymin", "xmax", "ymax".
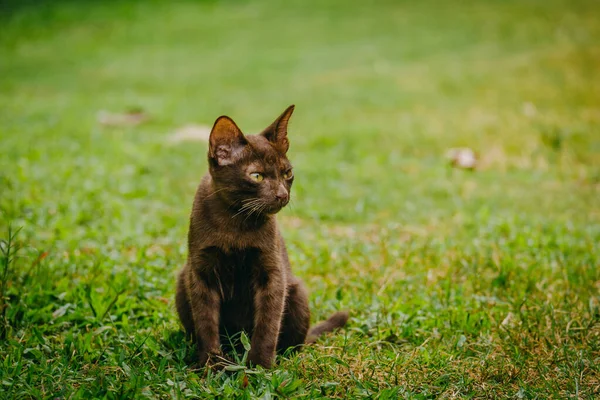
[
  {"xmin": 249, "ymin": 257, "xmax": 286, "ymax": 368},
  {"xmin": 185, "ymin": 266, "xmax": 223, "ymax": 367}
]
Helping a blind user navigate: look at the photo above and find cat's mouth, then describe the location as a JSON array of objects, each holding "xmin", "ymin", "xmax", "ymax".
[
  {"xmin": 235, "ymin": 199, "xmax": 288, "ymax": 217},
  {"xmin": 265, "ymin": 202, "xmax": 288, "ymax": 214},
  {"xmin": 266, "ymin": 196, "xmax": 291, "ymax": 214}
]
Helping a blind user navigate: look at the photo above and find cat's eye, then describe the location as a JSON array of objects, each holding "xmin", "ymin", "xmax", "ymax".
[
  {"xmin": 283, "ymin": 169, "xmax": 293, "ymax": 180},
  {"xmin": 249, "ymin": 172, "xmax": 264, "ymax": 182}
]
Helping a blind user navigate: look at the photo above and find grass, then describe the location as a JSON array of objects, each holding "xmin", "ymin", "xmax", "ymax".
[{"xmin": 1, "ymin": 0, "xmax": 599, "ymax": 398}]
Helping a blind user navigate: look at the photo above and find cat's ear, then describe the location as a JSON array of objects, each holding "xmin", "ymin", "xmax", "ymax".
[
  {"xmin": 209, "ymin": 116, "xmax": 247, "ymax": 166},
  {"xmin": 260, "ymin": 105, "xmax": 295, "ymax": 154}
]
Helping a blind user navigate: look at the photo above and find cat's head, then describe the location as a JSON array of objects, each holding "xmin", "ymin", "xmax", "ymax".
[{"xmin": 207, "ymin": 105, "xmax": 295, "ymax": 216}]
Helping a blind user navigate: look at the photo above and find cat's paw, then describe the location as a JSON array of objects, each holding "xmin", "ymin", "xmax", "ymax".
[
  {"xmin": 193, "ymin": 350, "xmax": 233, "ymax": 372},
  {"xmin": 247, "ymin": 351, "xmax": 274, "ymax": 369},
  {"xmin": 206, "ymin": 352, "xmax": 235, "ymax": 371}
]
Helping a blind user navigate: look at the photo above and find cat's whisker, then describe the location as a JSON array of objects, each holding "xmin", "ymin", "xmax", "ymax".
[
  {"xmin": 286, "ymin": 199, "xmax": 295, "ymax": 213},
  {"xmin": 241, "ymin": 198, "xmax": 261, "ymax": 204},
  {"xmin": 255, "ymin": 204, "xmax": 268, "ymax": 223},
  {"xmin": 231, "ymin": 207, "xmax": 251, "ymax": 219},
  {"xmin": 249, "ymin": 202, "xmax": 268, "ymax": 221},
  {"xmin": 244, "ymin": 202, "xmax": 266, "ymax": 222},
  {"xmin": 232, "ymin": 199, "xmax": 264, "ymax": 219},
  {"xmin": 240, "ymin": 199, "xmax": 261, "ymax": 208},
  {"xmin": 246, "ymin": 206, "xmax": 260, "ymax": 223}
]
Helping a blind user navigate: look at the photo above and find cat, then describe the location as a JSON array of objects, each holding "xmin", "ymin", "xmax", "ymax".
[{"xmin": 175, "ymin": 105, "xmax": 349, "ymax": 369}]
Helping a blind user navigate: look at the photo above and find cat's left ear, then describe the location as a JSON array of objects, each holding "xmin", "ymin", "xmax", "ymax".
[
  {"xmin": 260, "ymin": 105, "xmax": 295, "ymax": 154},
  {"xmin": 209, "ymin": 116, "xmax": 248, "ymax": 166}
]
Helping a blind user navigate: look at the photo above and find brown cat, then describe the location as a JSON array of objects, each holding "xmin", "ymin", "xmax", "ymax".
[{"xmin": 175, "ymin": 105, "xmax": 348, "ymax": 369}]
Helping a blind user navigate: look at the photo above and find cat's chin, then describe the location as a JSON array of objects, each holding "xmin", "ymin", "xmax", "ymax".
[{"xmin": 265, "ymin": 204, "xmax": 287, "ymax": 215}]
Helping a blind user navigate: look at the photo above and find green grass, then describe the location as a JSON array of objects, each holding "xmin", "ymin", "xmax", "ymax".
[{"xmin": 1, "ymin": 0, "xmax": 599, "ymax": 398}]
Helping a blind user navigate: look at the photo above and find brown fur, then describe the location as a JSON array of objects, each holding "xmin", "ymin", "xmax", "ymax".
[{"xmin": 175, "ymin": 105, "xmax": 348, "ymax": 369}]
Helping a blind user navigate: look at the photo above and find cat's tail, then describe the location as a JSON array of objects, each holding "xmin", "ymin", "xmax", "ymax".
[{"xmin": 305, "ymin": 311, "xmax": 349, "ymax": 344}]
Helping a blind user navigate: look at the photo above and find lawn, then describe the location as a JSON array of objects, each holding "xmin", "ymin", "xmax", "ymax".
[{"xmin": 1, "ymin": 0, "xmax": 599, "ymax": 398}]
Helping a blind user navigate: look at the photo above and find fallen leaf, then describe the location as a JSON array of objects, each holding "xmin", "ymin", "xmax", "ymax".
[
  {"xmin": 167, "ymin": 124, "xmax": 211, "ymax": 143},
  {"xmin": 31, "ymin": 251, "xmax": 49, "ymax": 268},
  {"xmin": 501, "ymin": 312, "xmax": 516, "ymax": 329},
  {"xmin": 446, "ymin": 147, "xmax": 477, "ymax": 170},
  {"xmin": 522, "ymin": 102, "xmax": 537, "ymax": 117},
  {"xmin": 52, "ymin": 303, "xmax": 72, "ymax": 319},
  {"xmin": 97, "ymin": 108, "xmax": 149, "ymax": 127}
]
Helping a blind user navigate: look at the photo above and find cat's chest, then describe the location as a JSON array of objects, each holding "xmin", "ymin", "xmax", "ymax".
[{"xmin": 207, "ymin": 247, "xmax": 262, "ymax": 299}]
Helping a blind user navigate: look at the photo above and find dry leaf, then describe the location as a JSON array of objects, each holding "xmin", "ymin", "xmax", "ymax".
[
  {"xmin": 167, "ymin": 124, "xmax": 211, "ymax": 143},
  {"xmin": 522, "ymin": 102, "xmax": 537, "ymax": 117},
  {"xmin": 501, "ymin": 312, "xmax": 517, "ymax": 329},
  {"xmin": 97, "ymin": 108, "xmax": 148, "ymax": 127},
  {"xmin": 446, "ymin": 147, "xmax": 477, "ymax": 170}
]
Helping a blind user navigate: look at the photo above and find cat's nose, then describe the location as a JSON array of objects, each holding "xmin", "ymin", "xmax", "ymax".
[{"xmin": 275, "ymin": 186, "xmax": 289, "ymax": 202}]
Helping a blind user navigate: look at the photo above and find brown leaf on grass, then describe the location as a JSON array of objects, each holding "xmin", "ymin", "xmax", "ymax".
[
  {"xmin": 97, "ymin": 108, "xmax": 149, "ymax": 127},
  {"xmin": 446, "ymin": 147, "xmax": 478, "ymax": 170},
  {"xmin": 167, "ymin": 124, "xmax": 211, "ymax": 143},
  {"xmin": 155, "ymin": 297, "xmax": 170, "ymax": 305},
  {"xmin": 31, "ymin": 251, "xmax": 49, "ymax": 268}
]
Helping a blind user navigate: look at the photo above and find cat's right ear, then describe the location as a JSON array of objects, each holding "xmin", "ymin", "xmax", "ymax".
[{"xmin": 209, "ymin": 116, "xmax": 247, "ymax": 166}]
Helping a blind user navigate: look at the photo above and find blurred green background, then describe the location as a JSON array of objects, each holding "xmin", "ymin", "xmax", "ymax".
[{"xmin": 1, "ymin": 0, "xmax": 599, "ymax": 398}]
